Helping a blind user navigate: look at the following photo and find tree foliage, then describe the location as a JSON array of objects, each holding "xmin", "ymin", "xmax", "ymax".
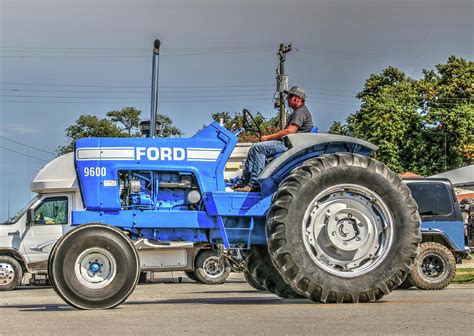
[
  {"xmin": 57, "ymin": 107, "xmax": 183, "ymax": 155},
  {"xmin": 106, "ymin": 107, "xmax": 141, "ymax": 136},
  {"xmin": 211, "ymin": 110, "xmax": 281, "ymax": 142},
  {"xmin": 329, "ymin": 56, "xmax": 473, "ymax": 175}
]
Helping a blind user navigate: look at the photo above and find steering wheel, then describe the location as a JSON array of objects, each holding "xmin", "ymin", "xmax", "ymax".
[{"xmin": 242, "ymin": 108, "xmax": 262, "ymax": 139}]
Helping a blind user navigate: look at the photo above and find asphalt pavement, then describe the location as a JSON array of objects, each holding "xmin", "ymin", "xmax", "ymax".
[{"xmin": 1, "ymin": 273, "xmax": 473, "ymax": 335}]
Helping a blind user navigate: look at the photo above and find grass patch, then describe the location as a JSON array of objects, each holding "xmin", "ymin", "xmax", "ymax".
[{"xmin": 453, "ymin": 268, "xmax": 474, "ymax": 284}]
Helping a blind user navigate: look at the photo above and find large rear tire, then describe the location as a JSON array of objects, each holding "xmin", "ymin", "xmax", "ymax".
[
  {"xmin": 48, "ymin": 223, "xmax": 140, "ymax": 310},
  {"xmin": 267, "ymin": 153, "xmax": 421, "ymax": 303},
  {"xmin": 407, "ymin": 242, "xmax": 456, "ymax": 290},
  {"xmin": 245, "ymin": 245, "xmax": 303, "ymax": 299},
  {"xmin": 0, "ymin": 256, "xmax": 23, "ymax": 291},
  {"xmin": 398, "ymin": 277, "xmax": 413, "ymax": 289}
]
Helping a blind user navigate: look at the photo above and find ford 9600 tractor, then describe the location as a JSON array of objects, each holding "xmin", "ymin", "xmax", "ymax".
[{"xmin": 4, "ymin": 41, "xmax": 421, "ymax": 309}]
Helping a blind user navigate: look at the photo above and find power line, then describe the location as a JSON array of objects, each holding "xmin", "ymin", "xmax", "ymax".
[
  {"xmin": 0, "ymin": 97, "xmax": 273, "ymax": 104},
  {"xmin": 0, "ymin": 145, "xmax": 50, "ymax": 162},
  {"xmin": 0, "ymin": 82, "xmax": 274, "ymax": 89},
  {"xmin": 0, "ymin": 49, "xmax": 274, "ymax": 59},
  {"xmin": 0, "ymin": 136, "xmax": 55, "ymax": 156},
  {"xmin": 0, "ymin": 93, "xmax": 277, "ymax": 99},
  {"xmin": 0, "ymin": 45, "xmax": 275, "ymax": 52},
  {"xmin": 0, "ymin": 88, "xmax": 276, "ymax": 94}
]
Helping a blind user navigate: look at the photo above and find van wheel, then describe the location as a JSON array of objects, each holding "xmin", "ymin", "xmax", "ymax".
[
  {"xmin": 48, "ymin": 223, "xmax": 140, "ymax": 309},
  {"xmin": 408, "ymin": 242, "xmax": 456, "ymax": 290},
  {"xmin": 267, "ymin": 154, "xmax": 421, "ymax": 303},
  {"xmin": 193, "ymin": 250, "xmax": 231, "ymax": 285},
  {"xmin": 0, "ymin": 256, "xmax": 23, "ymax": 291}
]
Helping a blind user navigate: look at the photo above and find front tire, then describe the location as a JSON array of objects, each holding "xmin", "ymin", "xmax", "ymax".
[
  {"xmin": 193, "ymin": 250, "xmax": 231, "ymax": 285},
  {"xmin": 407, "ymin": 242, "xmax": 456, "ymax": 290},
  {"xmin": 0, "ymin": 256, "xmax": 23, "ymax": 291},
  {"xmin": 48, "ymin": 224, "xmax": 140, "ymax": 310},
  {"xmin": 267, "ymin": 153, "xmax": 421, "ymax": 303}
]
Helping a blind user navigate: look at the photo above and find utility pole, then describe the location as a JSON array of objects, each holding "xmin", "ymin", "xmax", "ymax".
[{"xmin": 276, "ymin": 43, "xmax": 292, "ymax": 129}]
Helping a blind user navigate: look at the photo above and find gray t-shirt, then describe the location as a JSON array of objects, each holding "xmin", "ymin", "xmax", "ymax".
[{"xmin": 286, "ymin": 104, "xmax": 314, "ymax": 133}]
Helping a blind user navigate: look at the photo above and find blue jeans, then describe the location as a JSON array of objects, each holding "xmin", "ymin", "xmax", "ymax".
[{"xmin": 242, "ymin": 140, "xmax": 287, "ymax": 187}]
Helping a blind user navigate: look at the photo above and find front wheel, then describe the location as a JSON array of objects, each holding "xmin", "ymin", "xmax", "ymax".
[
  {"xmin": 407, "ymin": 242, "xmax": 456, "ymax": 290},
  {"xmin": 193, "ymin": 250, "xmax": 231, "ymax": 285},
  {"xmin": 48, "ymin": 223, "xmax": 140, "ymax": 310},
  {"xmin": 0, "ymin": 256, "xmax": 23, "ymax": 291},
  {"xmin": 267, "ymin": 153, "xmax": 421, "ymax": 303}
]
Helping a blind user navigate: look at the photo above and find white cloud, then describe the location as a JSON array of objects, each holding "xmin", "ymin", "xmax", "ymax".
[{"xmin": 0, "ymin": 123, "xmax": 41, "ymax": 136}]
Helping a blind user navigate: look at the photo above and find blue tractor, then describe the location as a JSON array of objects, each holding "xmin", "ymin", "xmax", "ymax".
[
  {"xmin": 48, "ymin": 112, "xmax": 421, "ymax": 309},
  {"xmin": 47, "ymin": 40, "xmax": 421, "ymax": 309}
]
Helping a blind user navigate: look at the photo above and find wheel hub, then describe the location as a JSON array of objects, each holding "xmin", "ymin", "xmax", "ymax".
[
  {"xmin": 326, "ymin": 207, "xmax": 374, "ymax": 252},
  {"xmin": 421, "ymin": 255, "xmax": 444, "ymax": 278},
  {"xmin": 303, "ymin": 184, "xmax": 393, "ymax": 277},
  {"xmin": 0, "ymin": 263, "xmax": 15, "ymax": 286},
  {"xmin": 89, "ymin": 262, "xmax": 101, "ymax": 273},
  {"xmin": 75, "ymin": 248, "xmax": 117, "ymax": 289},
  {"xmin": 203, "ymin": 257, "xmax": 224, "ymax": 278}
]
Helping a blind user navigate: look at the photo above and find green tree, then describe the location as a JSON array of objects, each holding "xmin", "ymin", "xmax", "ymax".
[
  {"xmin": 418, "ymin": 56, "xmax": 474, "ymax": 172},
  {"xmin": 211, "ymin": 110, "xmax": 281, "ymax": 142},
  {"xmin": 156, "ymin": 115, "xmax": 184, "ymax": 138},
  {"xmin": 57, "ymin": 108, "xmax": 183, "ymax": 155},
  {"xmin": 106, "ymin": 107, "xmax": 141, "ymax": 136},
  {"xmin": 348, "ymin": 66, "xmax": 423, "ymax": 173},
  {"xmin": 331, "ymin": 56, "xmax": 473, "ymax": 175},
  {"xmin": 328, "ymin": 121, "xmax": 352, "ymax": 136},
  {"xmin": 57, "ymin": 115, "xmax": 126, "ymax": 155}
]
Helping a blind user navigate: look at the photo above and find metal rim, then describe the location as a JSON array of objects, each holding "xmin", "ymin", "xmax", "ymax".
[
  {"xmin": 74, "ymin": 248, "xmax": 117, "ymax": 289},
  {"xmin": 202, "ymin": 256, "xmax": 225, "ymax": 278},
  {"xmin": 302, "ymin": 184, "xmax": 394, "ymax": 278},
  {"xmin": 0, "ymin": 262, "xmax": 16, "ymax": 286},
  {"xmin": 420, "ymin": 254, "xmax": 445, "ymax": 279}
]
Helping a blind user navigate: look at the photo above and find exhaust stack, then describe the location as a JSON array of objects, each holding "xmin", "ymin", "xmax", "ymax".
[{"xmin": 149, "ymin": 39, "xmax": 161, "ymax": 137}]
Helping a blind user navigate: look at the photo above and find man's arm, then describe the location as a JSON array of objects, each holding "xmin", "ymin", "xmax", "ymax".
[{"xmin": 260, "ymin": 124, "xmax": 299, "ymax": 141}]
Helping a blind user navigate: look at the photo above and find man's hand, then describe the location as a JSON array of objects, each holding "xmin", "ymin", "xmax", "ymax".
[{"xmin": 259, "ymin": 124, "xmax": 299, "ymax": 142}]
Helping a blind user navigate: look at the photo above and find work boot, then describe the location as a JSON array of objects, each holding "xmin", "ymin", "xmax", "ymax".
[{"xmin": 235, "ymin": 185, "xmax": 259, "ymax": 192}]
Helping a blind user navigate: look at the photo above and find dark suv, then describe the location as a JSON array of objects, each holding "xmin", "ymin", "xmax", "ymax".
[{"xmin": 401, "ymin": 178, "xmax": 466, "ymax": 290}]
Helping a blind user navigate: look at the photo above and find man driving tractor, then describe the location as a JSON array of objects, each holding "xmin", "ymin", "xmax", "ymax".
[{"xmin": 236, "ymin": 86, "xmax": 314, "ymax": 192}]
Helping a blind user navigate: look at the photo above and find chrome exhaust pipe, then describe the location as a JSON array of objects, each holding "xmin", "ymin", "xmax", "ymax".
[{"xmin": 149, "ymin": 39, "xmax": 161, "ymax": 137}]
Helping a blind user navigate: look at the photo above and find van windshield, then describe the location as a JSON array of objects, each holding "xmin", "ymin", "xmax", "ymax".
[{"xmin": 2, "ymin": 195, "xmax": 40, "ymax": 225}]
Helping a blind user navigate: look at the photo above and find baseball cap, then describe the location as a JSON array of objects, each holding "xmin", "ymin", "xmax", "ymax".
[{"xmin": 284, "ymin": 86, "xmax": 306, "ymax": 99}]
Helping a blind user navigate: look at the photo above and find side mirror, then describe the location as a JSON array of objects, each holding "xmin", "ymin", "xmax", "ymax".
[{"xmin": 26, "ymin": 209, "xmax": 35, "ymax": 227}]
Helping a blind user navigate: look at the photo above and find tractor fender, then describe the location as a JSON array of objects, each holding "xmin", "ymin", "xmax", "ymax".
[{"xmin": 258, "ymin": 133, "xmax": 378, "ymax": 196}]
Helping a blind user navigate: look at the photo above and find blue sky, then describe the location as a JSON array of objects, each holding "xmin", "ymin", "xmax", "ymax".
[{"xmin": 0, "ymin": 0, "xmax": 473, "ymax": 220}]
